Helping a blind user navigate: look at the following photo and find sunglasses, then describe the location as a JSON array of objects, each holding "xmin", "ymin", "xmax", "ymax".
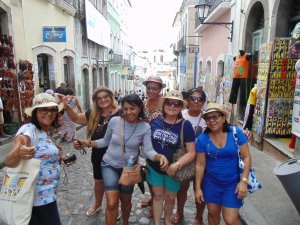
[
  {"xmin": 165, "ymin": 100, "xmax": 183, "ymax": 108},
  {"xmin": 204, "ymin": 114, "xmax": 223, "ymax": 122},
  {"xmin": 188, "ymin": 96, "xmax": 204, "ymax": 102},
  {"xmin": 96, "ymin": 94, "xmax": 110, "ymax": 101},
  {"xmin": 38, "ymin": 107, "xmax": 58, "ymax": 115},
  {"xmin": 146, "ymin": 86, "xmax": 160, "ymax": 92}
]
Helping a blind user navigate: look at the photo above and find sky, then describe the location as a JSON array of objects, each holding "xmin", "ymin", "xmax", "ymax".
[{"xmin": 128, "ymin": 0, "xmax": 183, "ymax": 52}]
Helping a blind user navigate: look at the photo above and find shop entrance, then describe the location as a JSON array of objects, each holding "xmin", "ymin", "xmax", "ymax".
[{"xmin": 37, "ymin": 54, "xmax": 51, "ymax": 92}]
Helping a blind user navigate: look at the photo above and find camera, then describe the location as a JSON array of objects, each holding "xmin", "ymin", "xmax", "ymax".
[{"xmin": 63, "ymin": 153, "xmax": 77, "ymax": 164}]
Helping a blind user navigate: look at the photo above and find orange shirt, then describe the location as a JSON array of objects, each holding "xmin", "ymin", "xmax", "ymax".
[{"xmin": 233, "ymin": 55, "xmax": 250, "ymax": 78}]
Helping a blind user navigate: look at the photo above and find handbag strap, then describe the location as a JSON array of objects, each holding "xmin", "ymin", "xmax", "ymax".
[
  {"xmin": 232, "ymin": 126, "xmax": 241, "ymax": 160},
  {"xmin": 194, "ymin": 112, "xmax": 202, "ymax": 135},
  {"xmin": 118, "ymin": 118, "xmax": 125, "ymax": 166},
  {"xmin": 180, "ymin": 120, "xmax": 186, "ymax": 147}
]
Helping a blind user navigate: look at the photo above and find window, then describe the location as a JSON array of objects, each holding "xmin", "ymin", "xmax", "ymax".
[{"xmin": 252, "ymin": 29, "xmax": 263, "ymax": 52}]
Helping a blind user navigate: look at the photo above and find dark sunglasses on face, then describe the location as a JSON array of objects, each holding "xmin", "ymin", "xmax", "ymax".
[
  {"xmin": 146, "ymin": 86, "xmax": 160, "ymax": 92},
  {"xmin": 165, "ymin": 100, "xmax": 183, "ymax": 108},
  {"xmin": 188, "ymin": 96, "xmax": 204, "ymax": 102},
  {"xmin": 204, "ymin": 114, "xmax": 223, "ymax": 122},
  {"xmin": 38, "ymin": 107, "xmax": 58, "ymax": 115},
  {"xmin": 96, "ymin": 94, "xmax": 109, "ymax": 101}
]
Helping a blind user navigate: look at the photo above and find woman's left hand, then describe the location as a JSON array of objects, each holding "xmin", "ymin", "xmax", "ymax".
[{"xmin": 236, "ymin": 181, "xmax": 248, "ymax": 199}]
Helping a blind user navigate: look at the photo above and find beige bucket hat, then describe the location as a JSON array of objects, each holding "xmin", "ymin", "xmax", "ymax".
[
  {"xmin": 202, "ymin": 103, "xmax": 228, "ymax": 118},
  {"xmin": 25, "ymin": 93, "xmax": 64, "ymax": 116},
  {"xmin": 142, "ymin": 75, "xmax": 166, "ymax": 88},
  {"xmin": 163, "ymin": 90, "xmax": 187, "ymax": 107}
]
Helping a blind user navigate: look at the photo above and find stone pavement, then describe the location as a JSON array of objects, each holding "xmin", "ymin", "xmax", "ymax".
[
  {"xmin": 56, "ymin": 127, "xmax": 216, "ymax": 225},
  {"xmin": 1, "ymin": 126, "xmax": 299, "ymax": 224}
]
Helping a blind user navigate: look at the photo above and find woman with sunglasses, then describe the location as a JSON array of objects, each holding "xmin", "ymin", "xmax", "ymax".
[
  {"xmin": 147, "ymin": 90, "xmax": 196, "ymax": 225},
  {"xmin": 139, "ymin": 75, "xmax": 166, "ymax": 216},
  {"xmin": 63, "ymin": 86, "xmax": 119, "ymax": 216},
  {"xmin": 170, "ymin": 88, "xmax": 207, "ymax": 225},
  {"xmin": 5, "ymin": 93, "xmax": 66, "ymax": 225},
  {"xmin": 195, "ymin": 103, "xmax": 251, "ymax": 225},
  {"xmin": 74, "ymin": 94, "xmax": 168, "ymax": 225}
]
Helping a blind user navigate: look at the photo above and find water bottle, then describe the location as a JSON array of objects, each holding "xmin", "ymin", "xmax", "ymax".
[{"xmin": 126, "ymin": 155, "xmax": 135, "ymax": 167}]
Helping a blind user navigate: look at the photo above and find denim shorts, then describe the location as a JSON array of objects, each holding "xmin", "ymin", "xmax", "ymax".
[
  {"xmin": 146, "ymin": 165, "xmax": 180, "ymax": 192},
  {"xmin": 101, "ymin": 161, "xmax": 134, "ymax": 194}
]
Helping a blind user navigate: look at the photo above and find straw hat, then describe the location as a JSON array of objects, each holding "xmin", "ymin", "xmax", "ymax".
[
  {"xmin": 163, "ymin": 90, "xmax": 187, "ymax": 107},
  {"xmin": 202, "ymin": 103, "xmax": 228, "ymax": 118},
  {"xmin": 25, "ymin": 93, "xmax": 63, "ymax": 116},
  {"xmin": 142, "ymin": 75, "xmax": 166, "ymax": 88}
]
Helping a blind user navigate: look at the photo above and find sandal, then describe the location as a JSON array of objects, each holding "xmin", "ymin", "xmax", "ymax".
[
  {"xmin": 86, "ymin": 205, "xmax": 102, "ymax": 216},
  {"xmin": 170, "ymin": 213, "xmax": 183, "ymax": 224},
  {"xmin": 147, "ymin": 209, "xmax": 153, "ymax": 219}
]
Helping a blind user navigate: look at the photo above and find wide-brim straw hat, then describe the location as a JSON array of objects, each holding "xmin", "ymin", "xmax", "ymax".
[
  {"xmin": 142, "ymin": 75, "xmax": 166, "ymax": 88},
  {"xmin": 163, "ymin": 90, "xmax": 187, "ymax": 107},
  {"xmin": 25, "ymin": 93, "xmax": 64, "ymax": 116},
  {"xmin": 202, "ymin": 103, "xmax": 228, "ymax": 118}
]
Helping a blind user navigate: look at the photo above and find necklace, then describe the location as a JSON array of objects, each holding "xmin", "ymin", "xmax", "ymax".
[
  {"xmin": 95, "ymin": 111, "xmax": 112, "ymax": 133},
  {"xmin": 161, "ymin": 117, "xmax": 178, "ymax": 132},
  {"xmin": 206, "ymin": 139, "xmax": 222, "ymax": 159}
]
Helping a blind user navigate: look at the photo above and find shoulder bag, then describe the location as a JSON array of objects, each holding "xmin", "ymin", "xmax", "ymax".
[
  {"xmin": 173, "ymin": 120, "xmax": 195, "ymax": 182},
  {"xmin": 0, "ymin": 128, "xmax": 41, "ymax": 225},
  {"xmin": 232, "ymin": 126, "xmax": 262, "ymax": 193},
  {"xmin": 118, "ymin": 118, "xmax": 143, "ymax": 186}
]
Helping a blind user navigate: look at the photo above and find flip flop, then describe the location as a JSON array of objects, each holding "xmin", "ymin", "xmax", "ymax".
[
  {"xmin": 86, "ymin": 206, "xmax": 102, "ymax": 216},
  {"xmin": 170, "ymin": 213, "xmax": 183, "ymax": 224},
  {"xmin": 140, "ymin": 199, "xmax": 152, "ymax": 208}
]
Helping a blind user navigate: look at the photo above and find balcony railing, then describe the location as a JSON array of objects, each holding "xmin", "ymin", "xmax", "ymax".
[
  {"xmin": 177, "ymin": 37, "xmax": 186, "ymax": 51},
  {"xmin": 122, "ymin": 59, "xmax": 130, "ymax": 67},
  {"xmin": 55, "ymin": 0, "xmax": 77, "ymax": 16},
  {"xmin": 112, "ymin": 54, "xmax": 123, "ymax": 64}
]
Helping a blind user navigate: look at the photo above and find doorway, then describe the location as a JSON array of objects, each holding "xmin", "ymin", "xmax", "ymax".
[
  {"xmin": 37, "ymin": 54, "xmax": 50, "ymax": 92},
  {"xmin": 82, "ymin": 68, "xmax": 90, "ymax": 110}
]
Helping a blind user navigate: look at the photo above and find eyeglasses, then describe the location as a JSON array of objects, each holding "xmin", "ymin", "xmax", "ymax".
[
  {"xmin": 79, "ymin": 146, "xmax": 87, "ymax": 155},
  {"xmin": 146, "ymin": 86, "xmax": 160, "ymax": 92},
  {"xmin": 96, "ymin": 94, "xmax": 110, "ymax": 101},
  {"xmin": 188, "ymin": 96, "xmax": 204, "ymax": 102},
  {"xmin": 204, "ymin": 114, "xmax": 223, "ymax": 122},
  {"xmin": 165, "ymin": 100, "xmax": 183, "ymax": 108},
  {"xmin": 38, "ymin": 107, "xmax": 58, "ymax": 115}
]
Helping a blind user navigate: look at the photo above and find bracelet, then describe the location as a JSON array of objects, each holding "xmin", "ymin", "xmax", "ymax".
[
  {"xmin": 241, "ymin": 177, "xmax": 248, "ymax": 183},
  {"xmin": 88, "ymin": 140, "xmax": 92, "ymax": 148},
  {"xmin": 176, "ymin": 161, "xmax": 181, "ymax": 170}
]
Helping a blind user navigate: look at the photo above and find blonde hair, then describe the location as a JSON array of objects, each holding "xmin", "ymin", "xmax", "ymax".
[{"xmin": 86, "ymin": 87, "xmax": 118, "ymax": 139}]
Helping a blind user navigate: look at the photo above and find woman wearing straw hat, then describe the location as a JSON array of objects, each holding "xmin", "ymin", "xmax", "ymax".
[
  {"xmin": 195, "ymin": 103, "xmax": 251, "ymax": 225},
  {"xmin": 5, "ymin": 93, "xmax": 66, "ymax": 225},
  {"xmin": 147, "ymin": 90, "xmax": 196, "ymax": 225},
  {"xmin": 139, "ymin": 75, "xmax": 166, "ymax": 216},
  {"xmin": 142, "ymin": 75, "xmax": 166, "ymax": 121}
]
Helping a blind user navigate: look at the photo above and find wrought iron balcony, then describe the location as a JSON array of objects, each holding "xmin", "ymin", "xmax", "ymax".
[
  {"xmin": 55, "ymin": 0, "xmax": 77, "ymax": 16},
  {"xmin": 177, "ymin": 37, "xmax": 186, "ymax": 52},
  {"xmin": 112, "ymin": 54, "xmax": 123, "ymax": 64}
]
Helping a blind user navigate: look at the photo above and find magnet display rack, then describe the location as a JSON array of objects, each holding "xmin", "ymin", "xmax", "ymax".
[{"xmin": 0, "ymin": 34, "xmax": 19, "ymax": 122}]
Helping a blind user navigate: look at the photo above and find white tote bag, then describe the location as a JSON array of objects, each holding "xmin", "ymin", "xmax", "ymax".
[{"xmin": 0, "ymin": 158, "xmax": 40, "ymax": 225}]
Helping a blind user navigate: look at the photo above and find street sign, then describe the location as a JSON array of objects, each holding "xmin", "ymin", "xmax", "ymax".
[{"xmin": 189, "ymin": 46, "xmax": 199, "ymax": 53}]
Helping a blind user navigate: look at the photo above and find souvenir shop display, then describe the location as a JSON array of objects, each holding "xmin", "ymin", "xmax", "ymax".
[
  {"xmin": 223, "ymin": 55, "xmax": 235, "ymax": 120},
  {"xmin": 265, "ymin": 38, "xmax": 297, "ymax": 136},
  {"xmin": 0, "ymin": 34, "xmax": 18, "ymax": 123},
  {"xmin": 252, "ymin": 42, "xmax": 273, "ymax": 140}
]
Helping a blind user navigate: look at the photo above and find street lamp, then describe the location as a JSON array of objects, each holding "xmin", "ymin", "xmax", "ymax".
[
  {"xmin": 195, "ymin": 0, "xmax": 234, "ymax": 42},
  {"xmin": 97, "ymin": 49, "xmax": 114, "ymax": 64}
]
